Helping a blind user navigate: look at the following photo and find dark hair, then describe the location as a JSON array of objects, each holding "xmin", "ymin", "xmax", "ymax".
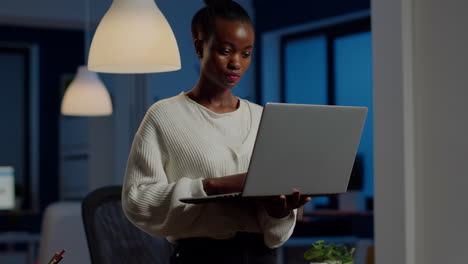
[{"xmin": 191, "ymin": 0, "xmax": 252, "ymax": 40}]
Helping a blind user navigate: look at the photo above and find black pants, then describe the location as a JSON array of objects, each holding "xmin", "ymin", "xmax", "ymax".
[{"xmin": 170, "ymin": 232, "xmax": 277, "ymax": 264}]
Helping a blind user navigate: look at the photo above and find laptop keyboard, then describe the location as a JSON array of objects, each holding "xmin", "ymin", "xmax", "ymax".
[{"xmin": 207, "ymin": 192, "xmax": 241, "ymax": 199}]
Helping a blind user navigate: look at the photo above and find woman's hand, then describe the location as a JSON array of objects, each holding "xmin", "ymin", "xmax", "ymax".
[
  {"xmin": 202, "ymin": 173, "xmax": 247, "ymax": 195},
  {"xmin": 256, "ymin": 190, "xmax": 311, "ymax": 218}
]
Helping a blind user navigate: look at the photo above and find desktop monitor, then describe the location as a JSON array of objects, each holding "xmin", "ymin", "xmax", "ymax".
[{"xmin": 0, "ymin": 166, "xmax": 15, "ymax": 210}]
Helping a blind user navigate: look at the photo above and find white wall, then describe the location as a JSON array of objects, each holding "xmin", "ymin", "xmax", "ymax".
[
  {"xmin": 372, "ymin": 0, "xmax": 410, "ymax": 262},
  {"xmin": 413, "ymin": 0, "xmax": 468, "ymax": 262},
  {"xmin": 373, "ymin": 0, "xmax": 468, "ymax": 263}
]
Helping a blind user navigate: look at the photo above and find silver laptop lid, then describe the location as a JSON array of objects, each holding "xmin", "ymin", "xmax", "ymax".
[{"xmin": 242, "ymin": 103, "xmax": 367, "ymax": 197}]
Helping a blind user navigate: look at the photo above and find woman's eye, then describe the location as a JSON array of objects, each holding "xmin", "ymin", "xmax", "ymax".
[
  {"xmin": 220, "ymin": 49, "xmax": 231, "ymax": 55},
  {"xmin": 242, "ymin": 52, "xmax": 251, "ymax": 58}
]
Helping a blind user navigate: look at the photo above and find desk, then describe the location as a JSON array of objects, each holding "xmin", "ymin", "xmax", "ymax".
[{"xmin": 0, "ymin": 232, "xmax": 40, "ymax": 264}]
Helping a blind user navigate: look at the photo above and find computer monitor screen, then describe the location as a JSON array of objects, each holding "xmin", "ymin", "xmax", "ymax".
[{"xmin": 0, "ymin": 166, "xmax": 15, "ymax": 210}]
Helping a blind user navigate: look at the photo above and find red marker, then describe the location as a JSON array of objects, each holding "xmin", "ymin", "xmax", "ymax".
[
  {"xmin": 55, "ymin": 249, "xmax": 66, "ymax": 259},
  {"xmin": 55, "ymin": 256, "xmax": 64, "ymax": 264},
  {"xmin": 51, "ymin": 249, "xmax": 66, "ymax": 264}
]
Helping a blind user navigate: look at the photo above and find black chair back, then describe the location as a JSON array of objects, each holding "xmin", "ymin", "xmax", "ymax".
[{"xmin": 82, "ymin": 186, "xmax": 173, "ymax": 264}]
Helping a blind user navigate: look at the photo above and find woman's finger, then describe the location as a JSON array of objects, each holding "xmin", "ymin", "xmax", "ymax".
[
  {"xmin": 299, "ymin": 196, "xmax": 312, "ymax": 207},
  {"xmin": 290, "ymin": 190, "xmax": 301, "ymax": 207},
  {"xmin": 279, "ymin": 195, "xmax": 288, "ymax": 209}
]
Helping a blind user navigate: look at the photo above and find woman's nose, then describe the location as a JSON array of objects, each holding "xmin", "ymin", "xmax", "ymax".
[{"xmin": 228, "ymin": 55, "xmax": 241, "ymax": 70}]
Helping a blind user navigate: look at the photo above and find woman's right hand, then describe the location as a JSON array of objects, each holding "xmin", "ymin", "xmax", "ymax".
[{"xmin": 202, "ymin": 173, "xmax": 247, "ymax": 195}]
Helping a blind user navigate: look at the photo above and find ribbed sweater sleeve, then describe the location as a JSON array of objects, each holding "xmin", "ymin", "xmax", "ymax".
[
  {"xmin": 122, "ymin": 106, "xmax": 208, "ymax": 237},
  {"xmin": 257, "ymin": 207, "xmax": 297, "ymax": 248}
]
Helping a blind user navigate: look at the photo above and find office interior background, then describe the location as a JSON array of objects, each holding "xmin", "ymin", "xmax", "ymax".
[{"xmin": 1, "ymin": 0, "xmax": 467, "ymax": 263}]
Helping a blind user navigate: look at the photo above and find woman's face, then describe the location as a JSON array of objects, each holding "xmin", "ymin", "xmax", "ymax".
[{"xmin": 198, "ymin": 18, "xmax": 255, "ymax": 90}]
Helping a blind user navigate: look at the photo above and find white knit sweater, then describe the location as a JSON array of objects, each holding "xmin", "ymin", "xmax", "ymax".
[{"xmin": 122, "ymin": 92, "xmax": 296, "ymax": 248}]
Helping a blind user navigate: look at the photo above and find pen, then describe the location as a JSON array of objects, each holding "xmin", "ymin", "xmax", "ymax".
[
  {"xmin": 54, "ymin": 256, "xmax": 64, "ymax": 264},
  {"xmin": 51, "ymin": 249, "xmax": 66, "ymax": 264},
  {"xmin": 55, "ymin": 249, "xmax": 66, "ymax": 260},
  {"xmin": 47, "ymin": 253, "xmax": 58, "ymax": 264}
]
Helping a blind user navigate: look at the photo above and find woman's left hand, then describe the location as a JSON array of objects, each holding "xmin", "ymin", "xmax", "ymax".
[{"xmin": 256, "ymin": 190, "xmax": 311, "ymax": 218}]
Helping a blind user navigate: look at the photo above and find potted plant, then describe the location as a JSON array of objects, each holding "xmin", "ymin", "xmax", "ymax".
[{"xmin": 304, "ymin": 240, "xmax": 356, "ymax": 264}]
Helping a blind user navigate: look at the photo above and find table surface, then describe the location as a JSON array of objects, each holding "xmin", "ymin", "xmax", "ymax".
[{"xmin": 0, "ymin": 232, "xmax": 40, "ymax": 243}]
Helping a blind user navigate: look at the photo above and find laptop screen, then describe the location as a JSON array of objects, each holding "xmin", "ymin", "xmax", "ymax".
[{"xmin": 0, "ymin": 166, "xmax": 15, "ymax": 210}]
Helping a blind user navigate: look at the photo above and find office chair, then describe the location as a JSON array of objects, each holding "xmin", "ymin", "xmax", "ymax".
[{"xmin": 82, "ymin": 186, "xmax": 173, "ymax": 264}]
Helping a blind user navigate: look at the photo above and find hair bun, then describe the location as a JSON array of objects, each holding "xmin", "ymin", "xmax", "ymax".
[{"xmin": 204, "ymin": 0, "xmax": 232, "ymax": 7}]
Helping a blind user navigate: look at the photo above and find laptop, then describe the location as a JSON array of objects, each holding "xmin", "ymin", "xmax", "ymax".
[{"xmin": 179, "ymin": 103, "xmax": 368, "ymax": 204}]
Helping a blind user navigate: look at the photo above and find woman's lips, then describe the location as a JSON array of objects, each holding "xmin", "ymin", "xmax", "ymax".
[{"xmin": 225, "ymin": 73, "xmax": 240, "ymax": 82}]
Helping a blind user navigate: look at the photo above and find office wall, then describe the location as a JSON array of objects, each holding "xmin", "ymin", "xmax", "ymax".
[
  {"xmin": 412, "ymin": 0, "xmax": 468, "ymax": 262},
  {"xmin": 372, "ymin": 0, "xmax": 409, "ymax": 262},
  {"xmin": 373, "ymin": 0, "xmax": 468, "ymax": 263}
]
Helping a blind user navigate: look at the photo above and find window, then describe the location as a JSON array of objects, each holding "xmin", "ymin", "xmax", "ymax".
[
  {"xmin": 281, "ymin": 18, "xmax": 373, "ymax": 208},
  {"xmin": 284, "ymin": 36, "xmax": 327, "ymax": 104},
  {"xmin": 334, "ymin": 31, "xmax": 373, "ymax": 199}
]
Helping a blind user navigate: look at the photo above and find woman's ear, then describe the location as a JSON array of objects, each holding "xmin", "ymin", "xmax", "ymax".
[{"xmin": 194, "ymin": 39, "xmax": 204, "ymax": 59}]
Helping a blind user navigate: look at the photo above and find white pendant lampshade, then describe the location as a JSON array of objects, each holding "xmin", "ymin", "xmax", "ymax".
[
  {"xmin": 88, "ymin": 0, "xmax": 181, "ymax": 73},
  {"xmin": 61, "ymin": 66, "xmax": 113, "ymax": 116}
]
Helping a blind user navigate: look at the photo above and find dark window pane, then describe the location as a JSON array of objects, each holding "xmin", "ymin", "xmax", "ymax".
[
  {"xmin": 334, "ymin": 31, "xmax": 373, "ymax": 198},
  {"xmin": 284, "ymin": 36, "xmax": 327, "ymax": 104}
]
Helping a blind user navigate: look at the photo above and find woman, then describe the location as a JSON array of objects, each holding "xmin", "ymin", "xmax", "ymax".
[{"xmin": 122, "ymin": 0, "xmax": 310, "ymax": 263}]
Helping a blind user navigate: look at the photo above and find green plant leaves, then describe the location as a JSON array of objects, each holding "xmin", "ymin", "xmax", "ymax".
[
  {"xmin": 304, "ymin": 249, "xmax": 323, "ymax": 260},
  {"xmin": 303, "ymin": 240, "xmax": 355, "ymax": 263}
]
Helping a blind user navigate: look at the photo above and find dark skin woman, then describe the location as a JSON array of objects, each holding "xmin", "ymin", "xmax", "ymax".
[{"xmin": 123, "ymin": 1, "xmax": 311, "ymax": 264}]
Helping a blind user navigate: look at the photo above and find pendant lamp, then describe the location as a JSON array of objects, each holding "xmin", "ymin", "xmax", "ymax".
[
  {"xmin": 61, "ymin": 66, "xmax": 113, "ymax": 116},
  {"xmin": 88, "ymin": 0, "xmax": 181, "ymax": 73},
  {"xmin": 61, "ymin": 0, "xmax": 113, "ymax": 116}
]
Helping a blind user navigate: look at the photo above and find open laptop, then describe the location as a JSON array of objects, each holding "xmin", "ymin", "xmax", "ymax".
[{"xmin": 179, "ymin": 103, "xmax": 368, "ymax": 204}]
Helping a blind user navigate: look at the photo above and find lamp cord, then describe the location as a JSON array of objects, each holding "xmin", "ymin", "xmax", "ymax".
[{"xmin": 84, "ymin": 0, "xmax": 90, "ymax": 64}]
